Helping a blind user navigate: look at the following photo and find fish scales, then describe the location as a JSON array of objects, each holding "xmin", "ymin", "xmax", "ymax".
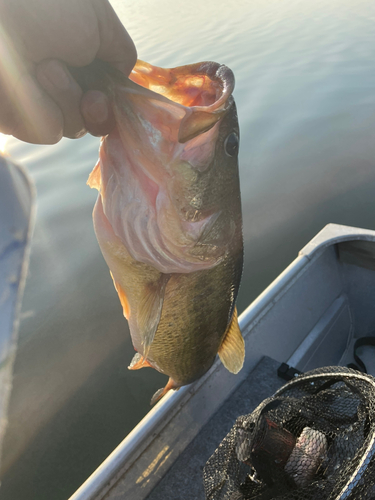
[{"xmin": 85, "ymin": 59, "xmax": 244, "ymax": 403}]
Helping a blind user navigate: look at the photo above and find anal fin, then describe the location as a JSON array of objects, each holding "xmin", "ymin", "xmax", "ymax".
[
  {"xmin": 218, "ymin": 308, "xmax": 245, "ymax": 374},
  {"xmin": 128, "ymin": 352, "xmax": 153, "ymax": 370}
]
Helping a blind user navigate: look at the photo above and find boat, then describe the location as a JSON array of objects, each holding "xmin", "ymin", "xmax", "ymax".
[
  {"xmin": 68, "ymin": 222, "xmax": 375, "ymax": 500},
  {"xmin": 0, "ymin": 155, "xmax": 35, "ymax": 468}
]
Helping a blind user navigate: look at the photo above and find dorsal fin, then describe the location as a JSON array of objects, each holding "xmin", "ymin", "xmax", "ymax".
[{"xmin": 218, "ymin": 308, "xmax": 245, "ymax": 374}]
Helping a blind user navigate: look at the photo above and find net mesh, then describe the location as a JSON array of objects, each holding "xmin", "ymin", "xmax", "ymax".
[{"xmin": 203, "ymin": 366, "xmax": 375, "ymax": 500}]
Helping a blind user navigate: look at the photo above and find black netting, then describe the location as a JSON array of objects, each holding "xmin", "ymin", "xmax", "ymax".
[{"xmin": 203, "ymin": 366, "xmax": 375, "ymax": 500}]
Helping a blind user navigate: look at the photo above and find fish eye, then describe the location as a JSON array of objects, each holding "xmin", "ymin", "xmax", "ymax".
[{"xmin": 224, "ymin": 132, "xmax": 239, "ymax": 157}]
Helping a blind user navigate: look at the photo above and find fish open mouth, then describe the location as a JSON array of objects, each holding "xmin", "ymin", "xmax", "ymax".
[
  {"xmin": 130, "ymin": 62, "xmax": 223, "ymax": 107},
  {"xmin": 129, "ymin": 60, "xmax": 235, "ymax": 143}
]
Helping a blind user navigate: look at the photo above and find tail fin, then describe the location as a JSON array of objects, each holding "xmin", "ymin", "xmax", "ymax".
[{"xmin": 150, "ymin": 377, "xmax": 179, "ymax": 405}]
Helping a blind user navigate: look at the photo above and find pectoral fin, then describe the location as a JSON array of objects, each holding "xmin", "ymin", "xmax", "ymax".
[
  {"xmin": 218, "ymin": 308, "xmax": 245, "ymax": 374},
  {"xmin": 111, "ymin": 273, "xmax": 130, "ymax": 319},
  {"xmin": 87, "ymin": 161, "xmax": 101, "ymax": 190},
  {"xmin": 138, "ymin": 273, "xmax": 170, "ymax": 358}
]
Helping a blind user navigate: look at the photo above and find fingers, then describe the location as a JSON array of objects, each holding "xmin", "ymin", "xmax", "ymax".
[
  {"xmin": 32, "ymin": 0, "xmax": 135, "ymax": 140},
  {"xmin": 0, "ymin": 0, "xmax": 136, "ymax": 143},
  {"xmin": 93, "ymin": 0, "xmax": 137, "ymax": 75},
  {"xmin": 80, "ymin": 90, "xmax": 115, "ymax": 137},
  {"xmin": 1, "ymin": 0, "xmax": 101, "ymax": 67},
  {"xmin": 1, "ymin": 58, "xmax": 115, "ymax": 143},
  {"xmin": 37, "ymin": 60, "xmax": 116, "ymax": 137},
  {"xmin": 80, "ymin": 0, "xmax": 136, "ymax": 137},
  {"xmin": 36, "ymin": 60, "xmax": 86, "ymax": 139}
]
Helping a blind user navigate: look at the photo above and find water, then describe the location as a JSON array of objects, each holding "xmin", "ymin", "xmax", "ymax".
[{"xmin": 1, "ymin": 1, "xmax": 375, "ymax": 498}]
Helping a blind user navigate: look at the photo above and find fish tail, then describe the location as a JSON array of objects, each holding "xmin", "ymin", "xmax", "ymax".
[{"xmin": 150, "ymin": 378, "xmax": 179, "ymax": 405}]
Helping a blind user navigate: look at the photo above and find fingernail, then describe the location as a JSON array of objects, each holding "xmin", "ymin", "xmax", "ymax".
[
  {"xmin": 83, "ymin": 94, "xmax": 109, "ymax": 124},
  {"xmin": 40, "ymin": 61, "xmax": 71, "ymax": 91}
]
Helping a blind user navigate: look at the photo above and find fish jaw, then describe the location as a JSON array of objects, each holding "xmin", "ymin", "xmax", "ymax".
[{"xmin": 90, "ymin": 60, "xmax": 238, "ymax": 276}]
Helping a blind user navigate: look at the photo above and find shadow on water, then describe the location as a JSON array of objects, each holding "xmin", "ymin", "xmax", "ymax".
[
  {"xmin": 1, "ymin": 335, "xmax": 167, "ymax": 500},
  {"xmin": 2, "ymin": 0, "xmax": 375, "ymax": 498}
]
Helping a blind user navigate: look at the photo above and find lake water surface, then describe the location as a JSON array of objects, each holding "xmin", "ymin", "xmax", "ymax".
[{"xmin": 2, "ymin": 1, "xmax": 375, "ymax": 499}]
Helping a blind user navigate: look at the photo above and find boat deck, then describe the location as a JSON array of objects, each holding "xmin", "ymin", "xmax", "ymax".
[{"xmin": 147, "ymin": 356, "xmax": 282, "ymax": 500}]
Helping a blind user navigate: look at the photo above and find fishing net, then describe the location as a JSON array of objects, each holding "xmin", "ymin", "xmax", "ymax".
[{"xmin": 203, "ymin": 366, "xmax": 375, "ymax": 500}]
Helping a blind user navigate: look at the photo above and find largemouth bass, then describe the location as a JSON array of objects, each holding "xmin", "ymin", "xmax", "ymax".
[{"xmin": 84, "ymin": 59, "xmax": 244, "ymax": 403}]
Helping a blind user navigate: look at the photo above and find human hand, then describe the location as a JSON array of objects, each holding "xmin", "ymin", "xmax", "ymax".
[{"xmin": 0, "ymin": 0, "xmax": 136, "ymax": 144}]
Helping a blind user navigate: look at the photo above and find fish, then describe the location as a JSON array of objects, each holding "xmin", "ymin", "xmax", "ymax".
[
  {"xmin": 84, "ymin": 59, "xmax": 244, "ymax": 404},
  {"xmin": 284, "ymin": 427, "xmax": 328, "ymax": 486}
]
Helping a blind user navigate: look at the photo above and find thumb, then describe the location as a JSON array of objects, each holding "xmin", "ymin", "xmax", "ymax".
[{"xmin": 92, "ymin": 0, "xmax": 137, "ymax": 75}]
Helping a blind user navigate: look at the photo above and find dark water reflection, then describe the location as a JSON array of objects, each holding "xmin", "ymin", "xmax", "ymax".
[{"xmin": 2, "ymin": 0, "xmax": 375, "ymax": 498}]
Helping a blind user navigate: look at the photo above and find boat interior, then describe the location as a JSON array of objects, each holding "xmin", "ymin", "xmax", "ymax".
[{"xmin": 69, "ymin": 224, "xmax": 375, "ymax": 500}]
